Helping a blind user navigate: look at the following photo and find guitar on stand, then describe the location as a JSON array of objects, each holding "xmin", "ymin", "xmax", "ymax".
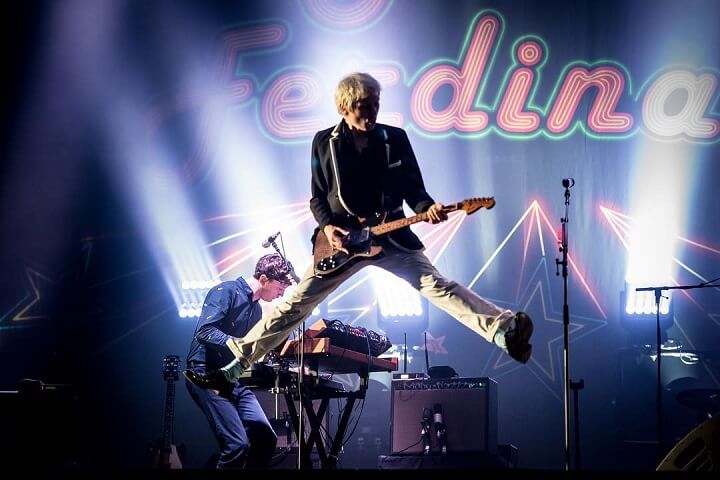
[
  {"xmin": 313, "ymin": 197, "xmax": 495, "ymax": 276},
  {"xmin": 150, "ymin": 355, "xmax": 184, "ymax": 469}
]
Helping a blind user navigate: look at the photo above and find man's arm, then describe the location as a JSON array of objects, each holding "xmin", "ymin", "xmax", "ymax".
[
  {"xmin": 195, "ymin": 287, "xmax": 234, "ymax": 348},
  {"xmin": 397, "ymin": 130, "xmax": 438, "ymax": 212},
  {"xmin": 309, "ymin": 131, "xmax": 351, "ymax": 251},
  {"xmin": 395, "ymin": 130, "xmax": 448, "ymax": 223},
  {"xmin": 309, "ymin": 131, "xmax": 335, "ymax": 229}
]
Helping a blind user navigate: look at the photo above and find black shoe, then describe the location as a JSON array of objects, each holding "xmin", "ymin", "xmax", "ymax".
[
  {"xmin": 184, "ymin": 369, "xmax": 232, "ymax": 394},
  {"xmin": 505, "ymin": 312, "xmax": 533, "ymax": 363}
]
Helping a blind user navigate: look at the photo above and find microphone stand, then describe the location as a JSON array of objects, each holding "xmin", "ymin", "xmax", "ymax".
[
  {"xmin": 635, "ymin": 277, "xmax": 720, "ymax": 464},
  {"xmin": 555, "ymin": 179, "xmax": 582, "ymax": 471},
  {"xmin": 265, "ymin": 234, "xmax": 305, "ymax": 469}
]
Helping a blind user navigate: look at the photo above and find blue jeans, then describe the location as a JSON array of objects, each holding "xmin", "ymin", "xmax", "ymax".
[{"xmin": 185, "ymin": 370, "xmax": 277, "ymax": 469}]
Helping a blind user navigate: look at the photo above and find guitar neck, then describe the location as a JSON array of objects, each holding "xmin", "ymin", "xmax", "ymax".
[
  {"xmin": 369, "ymin": 203, "xmax": 461, "ymax": 236},
  {"xmin": 163, "ymin": 380, "xmax": 176, "ymax": 448}
]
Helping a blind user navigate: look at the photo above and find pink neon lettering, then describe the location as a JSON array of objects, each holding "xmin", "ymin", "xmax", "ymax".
[
  {"xmin": 496, "ymin": 41, "xmax": 542, "ymax": 132},
  {"xmin": 411, "ymin": 15, "xmax": 500, "ymax": 133},
  {"xmin": 547, "ymin": 67, "xmax": 633, "ymax": 133},
  {"xmin": 262, "ymin": 71, "xmax": 324, "ymax": 138}
]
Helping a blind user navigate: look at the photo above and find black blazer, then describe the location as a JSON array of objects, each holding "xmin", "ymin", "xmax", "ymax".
[{"xmin": 309, "ymin": 121, "xmax": 435, "ymax": 251}]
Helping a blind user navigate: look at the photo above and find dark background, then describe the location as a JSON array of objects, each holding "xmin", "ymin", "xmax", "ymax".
[{"xmin": 1, "ymin": 0, "xmax": 718, "ymax": 471}]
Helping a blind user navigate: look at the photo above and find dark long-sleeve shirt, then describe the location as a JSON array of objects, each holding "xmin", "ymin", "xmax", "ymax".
[{"xmin": 186, "ymin": 277, "xmax": 260, "ymax": 370}]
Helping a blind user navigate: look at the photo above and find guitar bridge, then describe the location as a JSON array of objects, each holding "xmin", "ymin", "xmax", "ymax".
[{"xmin": 316, "ymin": 251, "xmax": 349, "ymax": 272}]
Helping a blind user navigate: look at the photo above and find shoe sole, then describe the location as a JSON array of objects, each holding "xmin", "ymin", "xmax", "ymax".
[
  {"xmin": 517, "ymin": 344, "xmax": 532, "ymax": 364},
  {"xmin": 515, "ymin": 314, "xmax": 533, "ymax": 344},
  {"xmin": 510, "ymin": 313, "xmax": 534, "ymax": 363}
]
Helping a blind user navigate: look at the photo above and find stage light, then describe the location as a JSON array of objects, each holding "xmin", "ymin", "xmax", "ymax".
[
  {"xmin": 621, "ymin": 139, "xmax": 691, "ymax": 341},
  {"xmin": 370, "ymin": 268, "xmax": 429, "ymax": 341},
  {"xmin": 371, "ymin": 268, "xmax": 424, "ymax": 318},
  {"xmin": 620, "ymin": 282, "xmax": 674, "ymax": 343},
  {"xmin": 624, "ymin": 283, "xmax": 672, "ymax": 315},
  {"xmin": 179, "ymin": 302, "xmax": 203, "ymax": 318},
  {"xmin": 181, "ymin": 279, "xmax": 220, "ymax": 291}
]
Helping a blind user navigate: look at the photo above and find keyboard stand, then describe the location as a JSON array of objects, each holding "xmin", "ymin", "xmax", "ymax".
[
  {"xmin": 283, "ymin": 380, "xmax": 363, "ymax": 469},
  {"xmin": 280, "ymin": 337, "xmax": 397, "ymax": 469}
]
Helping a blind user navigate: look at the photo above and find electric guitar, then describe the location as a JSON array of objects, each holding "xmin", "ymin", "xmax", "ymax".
[
  {"xmin": 313, "ymin": 197, "xmax": 496, "ymax": 276},
  {"xmin": 150, "ymin": 355, "xmax": 184, "ymax": 469}
]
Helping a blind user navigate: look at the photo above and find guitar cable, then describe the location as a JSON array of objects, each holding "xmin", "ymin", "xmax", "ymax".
[{"xmin": 297, "ymin": 320, "xmax": 304, "ymax": 470}]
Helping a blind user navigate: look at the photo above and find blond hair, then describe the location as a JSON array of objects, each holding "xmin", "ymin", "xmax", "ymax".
[{"xmin": 334, "ymin": 72, "xmax": 381, "ymax": 114}]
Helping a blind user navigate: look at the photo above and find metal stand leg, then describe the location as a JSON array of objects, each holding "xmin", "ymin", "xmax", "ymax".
[{"xmin": 570, "ymin": 379, "xmax": 584, "ymax": 469}]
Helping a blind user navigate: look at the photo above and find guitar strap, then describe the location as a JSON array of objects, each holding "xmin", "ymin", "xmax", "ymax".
[
  {"xmin": 380, "ymin": 127, "xmax": 390, "ymax": 213},
  {"xmin": 328, "ymin": 122, "xmax": 357, "ymax": 218}
]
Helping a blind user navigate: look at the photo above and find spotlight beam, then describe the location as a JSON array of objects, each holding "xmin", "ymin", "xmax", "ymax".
[{"xmin": 469, "ymin": 202, "xmax": 536, "ymax": 289}]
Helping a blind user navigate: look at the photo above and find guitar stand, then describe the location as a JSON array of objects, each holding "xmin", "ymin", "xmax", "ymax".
[{"xmin": 283, "ymin": 370, "xmax": 369, "ymax": 469}]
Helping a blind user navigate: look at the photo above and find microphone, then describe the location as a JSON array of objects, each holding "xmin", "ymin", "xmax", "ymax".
[
  {"xmin": 433, "ymin": 403, "xmax": 447, "ymax": 454},
  {"xmin": 420, "ymin": 407, "xmax": 433, "ymax": 455},
  {"xmin": 261, "ymin": 231, "xmax": 281, "ymax": 248},
  {"xmin": 562, "ymin": 178, "xmax": 575, "ymax": 188}
]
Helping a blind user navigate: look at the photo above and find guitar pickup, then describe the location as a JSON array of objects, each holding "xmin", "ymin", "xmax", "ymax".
[{"xmin": 342, "ymin": 227, "xmax": 370, "ymax": 247}]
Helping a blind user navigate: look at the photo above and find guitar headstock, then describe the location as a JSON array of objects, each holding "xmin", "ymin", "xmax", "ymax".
[
  {"xmin": 162, "ymin": 355, "xmax": 180, "ymax": 382},
  {"xmin": 460, "ymin": 197, "xmax": 496, "ymax": 214}
]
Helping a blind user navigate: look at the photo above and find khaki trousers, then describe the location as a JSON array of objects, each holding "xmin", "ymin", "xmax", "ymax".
[{"xmin": 229, "ymin": 243, "xmax": 514, "ymax": 364}]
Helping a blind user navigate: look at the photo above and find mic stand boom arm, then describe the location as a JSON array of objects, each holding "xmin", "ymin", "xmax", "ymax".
[{"xmin": 635, "ymin": 277, "xmax": 720, "ymax": 463}]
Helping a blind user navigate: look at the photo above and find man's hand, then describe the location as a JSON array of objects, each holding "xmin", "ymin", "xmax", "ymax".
[
  {"xmin": 323, "ymin": 224, "xmax": 350, "ymax": 254},
  {"xmin": 425, "ymin": 203, "xmax": 448, "ymax": 224}
]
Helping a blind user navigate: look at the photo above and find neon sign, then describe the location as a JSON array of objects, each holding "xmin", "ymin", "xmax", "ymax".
[{"xmin": 147, "ymin": 8, "xmax": 720, "ymax": 180}]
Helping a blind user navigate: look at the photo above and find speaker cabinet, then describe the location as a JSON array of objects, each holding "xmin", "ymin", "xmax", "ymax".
[
  {"xmin": 0, "ymin": 384, "xmax": 84, "ymax": 467},
  {"xmin": 390, "ymin": 377, "xmax": 497, "ymax": 455}
]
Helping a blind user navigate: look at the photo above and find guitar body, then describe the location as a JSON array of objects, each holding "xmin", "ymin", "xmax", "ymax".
[
  {"xmin": 313, "ymin": 225, "xmax": 383, "ymax": 276},
  {"xmin": 312, "ymin": 197, "xmax": 495, "ymax": 277},
  {"xmin": 151, "ymin": 443, "xmax": 183, "ymax": 469}
]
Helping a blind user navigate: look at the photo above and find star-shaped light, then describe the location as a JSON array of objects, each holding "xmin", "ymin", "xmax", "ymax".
[
  {"xmin": 484, "ymin": 260, "xmax": 606, "ymax": 396},
  {"xmin": 1, "ymin": 268, "xmax": 55, "ymax": 330},
  {"xmin": 419, "ymin": 332, "xmax": 448, "ymax": 354}
]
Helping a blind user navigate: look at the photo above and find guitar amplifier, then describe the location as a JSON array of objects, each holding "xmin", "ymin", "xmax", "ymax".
[{"xmin": 390, "ymin": 377, "xmax": 497, "ymax": 455}]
